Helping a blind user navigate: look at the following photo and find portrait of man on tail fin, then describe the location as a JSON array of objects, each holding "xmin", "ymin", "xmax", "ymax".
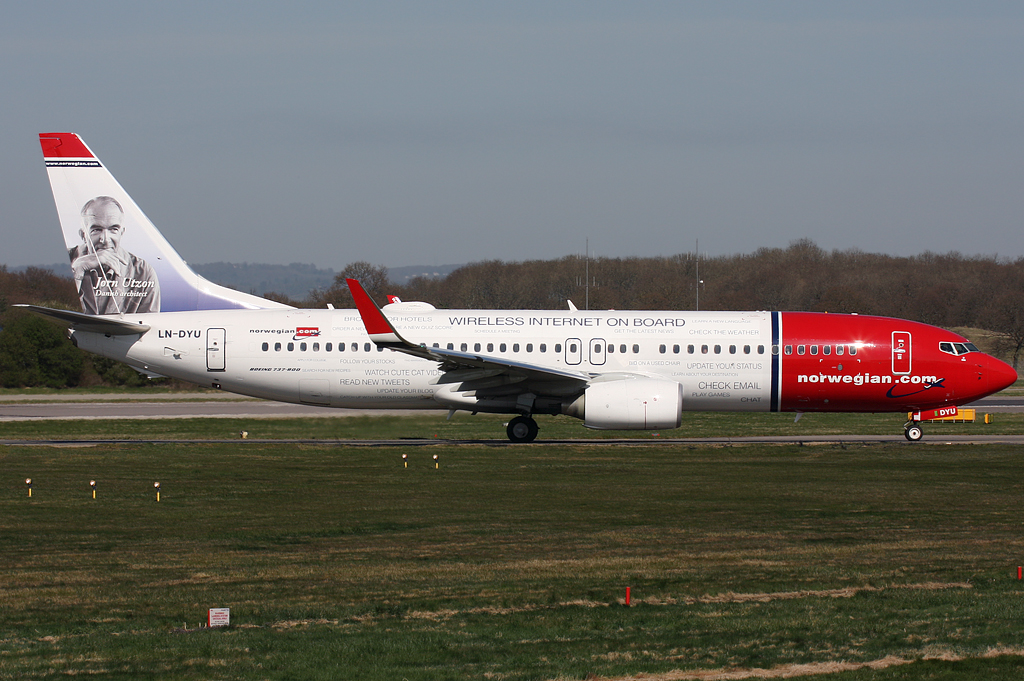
[{"xmin": 68, "ymin": 196, "xmax": 161, "ymax": 315}]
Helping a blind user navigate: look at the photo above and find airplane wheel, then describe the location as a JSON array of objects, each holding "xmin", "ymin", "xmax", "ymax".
[
  {"xmin": 507, "ymin": 416, "xmax": 539, "ymax": 443},
  {"xmin": 904, "ymin": 425, "xmax": 923, "ymax": 441}
]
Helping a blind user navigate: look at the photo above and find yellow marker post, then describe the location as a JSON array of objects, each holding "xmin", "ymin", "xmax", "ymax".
[
  {"xmin": 90, "ymin": 480, "xmax": 96, "ymax": 500},
  {"xmin": 154, "ymin": 482, "xmax": 161, "ymax": 502},
  {"xmin": 402, "ymin": 454, "xmax": 408, "ymax": 468},
  {"xmin": 26, "ymin": 478, "xmax": 32, "ymax": 498},
  {"xmin": 433, "ymin": 454, "xmax": 439, "ymax": 470}
]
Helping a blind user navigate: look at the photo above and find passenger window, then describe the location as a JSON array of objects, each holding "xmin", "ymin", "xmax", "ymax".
[
  {"xmin": 365, "ymin": 343, "xmax": 372, "ymax": 351},
  {"xmin": 447, "ymin": 343, "xmax": 454, "ymax": 350},
  {"xmin": 432, "ymin": 343, "xmax": 439, "ymax": 348},
  {"xmin": 620, "ymin": 344, "xmax": 627, "ymax": 353},
  {"xmin": 351, "ymin": 342, "xmax": 358, "ymax": 352},
  {"xmin": 607, "ymin": 344, "xmax": 615, "ymax": 354},
  {"xmin": 513, "ymin": 343, "xmax": 520, "ymax": 352},
  {"xmin": 487, "ymin": 343, "xmax": 494, "ymax": 352},
  {"xmin": 822, "ymin": 345, "xmax": 830, "ymax": 355},
  {"xmin": 526, "ymin": 344, "xmax": 533, "ymax": 352},
  {"xmin": 262, "ymin": 342, "xmax": 269, "ymax": 351},
  {"xmin": 849, "ymin": 345, "xmax": 857, "ymax": 356},
  {"xmin": 784, "ymin": 345, "xmax": 792, "ymax": 355},
  {"xmin": 743, "ymin": 345, "xmax": 750, "ymax": 354},
  {"xmin": 810, "ymin": 345, "xmax": 818, "ymax": 355},
  {"xmin": 797, "ymin": 345, "xmax": 805, "ymax": 355},
  {"xmin": 595, "ymin": 343, "xmax": 603, "ymax": 353},
  {"xmin": 500, "ymin": 343, "xmax": 507, "ymax": 352},
  {"xmin": 673, "ymin": 344, "xmax": 680, "ymax": 354},
  {"xmin": 377, "ymin": 346, "xmax": 384, "ymax": 352},
  {"xmin": 540, "ymin": 344, "xmax": 547, "ymax": 352},
  {"xmin": 337, "ymin": 342, "xmax": 344, "ymax": 352},
  {"xmin": 313, "ymin": 342, "xmax": 320, "ymax": 351},
  {"xmin": 300, "ymin": 342, "xmax": 307, "ymax": 351},
  {"xmin": 287, "ymin": 342, "xmax": 294, "ymax": 351},
  {"xmin": 659, "ymin": 344, "xmax": 666, "ymax": 354},
  {"xmin": 568, "ymin": 343, "xmax": 577, "ymax": 353},
  {"xmin": 326, "ymin": 343, "xmax": 332, "ymax": 352},
  {"xmin": 688, "ymin": 345, "xmax": 695, "ymax": 354},
  {"xmin": 275, "ymin": 342, "xmax": 281, "ymax": 352},
  {"xmin": 729, "ymin": 345, "xmax": 736, "ymax": 354},
  {"xmin": 701, "ymin": 345, "xmax": 709, "ymax": 354},
  {"xmin": 835, "ymin": 345, "xmax": 843, "ymax": 355},
  {"xmin": 474, "ymin": 343, "xmax": 481, "ymax": 352},
  {"xmin": 758, "ymin": 345, "xmax": 765, "ymax": 354},
  {"xmin": 461, "ymin": 343, "xmax": 467, "ymax": 352},
  {"xmin": 632, "ymin": 344, "xmax": 640, "ymax": 354},
  {"xmin": 770, "ymin": 345, "xmax": 777, "ymax": 355},
  {"xmin": 555, "ymin": 344, "xmax": 562, "ymax": 353},
  {"xmin": 714, "ymin": 345, "xmax": 721, "ymax": 354}
]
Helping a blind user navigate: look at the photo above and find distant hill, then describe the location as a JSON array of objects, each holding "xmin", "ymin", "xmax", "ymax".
[
  {"xmin": 14, "ymin": 262, "xmax": 463, "ymax": 301},
  {"xmin": 191, "ymin": 262, "xmax": 463, "ymax": 299},
  {"xmin": 13, "ymin": 263, "xmax": 69, "ymax": 277},
  {"xmin": 190, "ymin": 262, "xmax": 335, "ymax": 300},
  {"xmin": 387, "ymin": 263, "xmax": 463, "ymax": 284}
]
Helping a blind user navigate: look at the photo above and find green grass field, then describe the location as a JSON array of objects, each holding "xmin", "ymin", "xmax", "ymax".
[{"xmin": 3, "ymin": 417, "xmax": 1024, "ymax": 679}]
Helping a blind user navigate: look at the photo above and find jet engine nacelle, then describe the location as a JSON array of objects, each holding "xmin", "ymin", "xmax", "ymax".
[{"xmin": 563, "ymin": 378, "xmax": 683, "ymax": 430}]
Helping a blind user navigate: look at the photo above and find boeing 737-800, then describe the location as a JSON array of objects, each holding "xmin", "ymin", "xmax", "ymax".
[{"xmin": 21, "ymin": 133, "xmax": 1017, "ymax": 442}]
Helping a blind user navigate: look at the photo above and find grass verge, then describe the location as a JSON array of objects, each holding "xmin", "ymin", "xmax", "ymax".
[{"xmin": 2, "ymin": 439, "xmax": 1024, "ymax": 679}]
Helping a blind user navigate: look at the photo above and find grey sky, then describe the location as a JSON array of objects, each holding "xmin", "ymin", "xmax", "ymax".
[{"xmin": 4, "ymin": 2, "xmax": 1023, "ymax": 270}]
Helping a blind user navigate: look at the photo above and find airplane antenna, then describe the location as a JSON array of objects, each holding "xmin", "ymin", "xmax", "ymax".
[{"xmin": 585, "ymin": 238, "xmax": 589, "ymax": 311}]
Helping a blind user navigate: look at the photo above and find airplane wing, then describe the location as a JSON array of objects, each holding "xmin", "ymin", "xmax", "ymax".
[
  {"xmin": 345, "ymin": 279, "xmax": 591, "ymax": 396},
  {"xmin": 15, "ymin": 305, "xmax": 151, "ymax": 335}
]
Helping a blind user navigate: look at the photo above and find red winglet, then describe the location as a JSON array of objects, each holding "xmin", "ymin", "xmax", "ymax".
[
  {"xmin": 346, "ymin": 279, "xmax": 396, "ymax": 337},
  {"xmin": 39, "ymin": 133, "xmax": 93, "ymax": 159}
]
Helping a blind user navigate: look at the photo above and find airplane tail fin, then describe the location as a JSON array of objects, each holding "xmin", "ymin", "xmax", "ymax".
[{"xmin": 39, "ymin": 133, "xmax": 292, "ymax": 314}]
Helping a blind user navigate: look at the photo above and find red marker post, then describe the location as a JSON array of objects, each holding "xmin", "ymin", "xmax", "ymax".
[{"xmin": 625, "ymin": 587, "xmax": 631, "ymax": 606}]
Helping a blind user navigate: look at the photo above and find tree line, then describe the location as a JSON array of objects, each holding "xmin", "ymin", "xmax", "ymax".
[
  {"xmin": 3, "ymin": 240, "xmax": 1023, "ymax": 388},
  {"xmin": 308, "ymin": 240, "xmax": 1024, "ymax": 369}
]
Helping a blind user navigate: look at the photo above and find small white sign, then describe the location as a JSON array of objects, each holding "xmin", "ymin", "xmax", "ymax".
[{"xmin": 208, "ymin": 607, "xmax": 230, "ymax": 627}]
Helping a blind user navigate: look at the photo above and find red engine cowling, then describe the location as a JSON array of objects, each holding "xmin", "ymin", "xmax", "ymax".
[{"xmin": 563, "ymin": 378, "xmax": 683, "ymax": 430}]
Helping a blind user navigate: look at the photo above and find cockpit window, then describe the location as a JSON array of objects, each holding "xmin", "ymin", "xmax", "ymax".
[{"xmin": 940, "ymin": 341, "xmax": 978, "ymax": 356}]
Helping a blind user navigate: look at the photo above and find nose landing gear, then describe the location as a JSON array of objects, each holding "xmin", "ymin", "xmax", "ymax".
[{"xmin": 904, "ymin": 421, "xmax": 923, "ymax": 441}]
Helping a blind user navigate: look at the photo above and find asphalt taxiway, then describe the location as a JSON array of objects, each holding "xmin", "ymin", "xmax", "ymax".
[{"xmin": 1, "ymin": 393, "xmax": 1020, "ymax": 446}]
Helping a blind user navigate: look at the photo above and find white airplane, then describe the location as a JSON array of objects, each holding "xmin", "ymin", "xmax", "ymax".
[{"xmin": 21, "ymin": 133, "xmax": 1017, "ymax": 442}]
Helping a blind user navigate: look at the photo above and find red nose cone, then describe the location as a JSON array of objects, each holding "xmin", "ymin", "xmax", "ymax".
[{"xmin": 989, "ymin": 356, "xmax": 1018, "ymax": 393}]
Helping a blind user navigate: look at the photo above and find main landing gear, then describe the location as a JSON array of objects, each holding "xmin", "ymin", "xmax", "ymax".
[
  {"xmin": 904, "ymin": 421, "xmax": 923, "ymax": 441},
  {"xmin": 507, "ymin": 416, "xmax": 539, "ymax": 443}
]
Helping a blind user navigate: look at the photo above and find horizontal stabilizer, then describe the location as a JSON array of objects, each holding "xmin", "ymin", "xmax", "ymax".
[{"xmin": 15, "ymin": 305, "xmax": 150, "ymax": 335}]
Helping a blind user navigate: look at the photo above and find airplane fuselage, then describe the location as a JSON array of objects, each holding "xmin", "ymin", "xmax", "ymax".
[
  {"xmin": 71, "ymin": 307, "xmax": 1010, "ymax": 418},
  {"xmin": 36, "ymin": 132, "xmax": 1018, "ymax": 441}
]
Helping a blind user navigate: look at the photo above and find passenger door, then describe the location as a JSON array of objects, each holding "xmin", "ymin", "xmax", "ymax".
[{"xmin": 207, "ymin": 328, "xmax": 226, "ymax": 372}]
